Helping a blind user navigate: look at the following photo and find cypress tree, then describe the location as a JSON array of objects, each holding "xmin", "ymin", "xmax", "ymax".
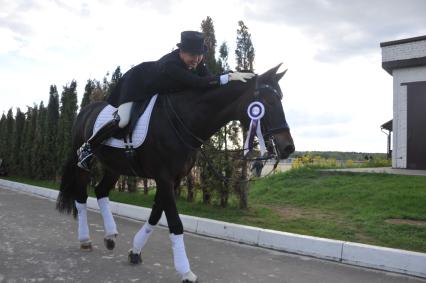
[
  {"xmin": 235, "ymin": 21, "xmax": 255, "ymax": 72},
  {"xmin": 105, "ymin": 66, "xmax": 122, "ymax": 101},
  {"xmin": 4, "ymin": 109, "xmax": 14, "ymax": 171},
  {"xmin": 91, "ymin": 80, "xmax": 105, "ymax": 102},
  {"xmin": 45, "ymin": 85, "xmax": 60, "ymax": 179},
  {"xmin": 218, "ymin": 42, "xmax": 230, "ymax": 73},
  {"xmin": 12, "ymin": 108, "xmax": 26, "ymax": 174},
  {"xmin": 101, "ymin": 74, "xmax": 110, "ymax": 101},
  {"xmin": 235, "ymin": 20, "xmax": 255, "ymax": 209},
  {"xmin": 81, "ymin": 79, "xmax": 95, "ymax": 109},
  {"xmin": 21, "ymin": 105, "xmax": 39, "ymax": 177},
  {"xmin": 201, "ymin": 16, "xmax": 220, "ymax": 74},
  {"xmin": 199, "ymin": 17, "xmax": 220, "ymax": 204},
  {"xmin": 32, "ymin": 102, "xmax": 47, "ymax": 179},
  {"xmin": 0, "ymin": 113, "xmax": 6, "ymax": 160},
  {"xmin": 57, "ymin": 81, "xmax": 78, "ymax": 171}
]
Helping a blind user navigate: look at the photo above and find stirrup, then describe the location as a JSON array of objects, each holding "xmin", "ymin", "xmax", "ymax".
[
  {"xmin": 77, "ymin": 143, "xmax": 93, "ymax": 171},
  {"xmin": 77, "ymin": 157, "xmax": 92, "ymax": 172}
]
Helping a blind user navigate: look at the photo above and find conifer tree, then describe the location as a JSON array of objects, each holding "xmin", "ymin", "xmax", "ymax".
[
  {"xmin": 0, "ymin": 113, "xmax": 6, "ymax": 160},
  {"xmin": 235, "ymin": 20, "xmax": 255, "ymax": 209},
  {"xmin": 45, "ymin": 85, "xmax": 60, "ymax": 179},
  {"xmin": 218, "ymin": 42, "xmax": 230, "ymax": 72},
  {"xmin": 12, "ymin": 108, "xmax": 26, "ymax": 174},
  {"xmin": 91, "ymin": 80, "xmax": 105, "ymax": 102},
  {"xmin": 32, "ymin": 102, "xmax": 47, "ymax": 179},
  {"xmin": 3, "ymin": 109, "xmax": 14, "ymax": 170},
  {"xmin": 81, "ymin": 79, "xmax": 95, "ymax": 109},
  {"xmin": 21, "ymin": 105, "xmax": 39, "ymax": 177},
  {"xmin": 198, "ymin": 16, "xmax": 221, "ymax": 204},
  {"xmin": 235, "ymin": 20, "xmax": 255, "ymax": 72},
  {"xmin": 57, "ymin": 81, "xmax": 78, "ymax": 171},
  {"xmin": 105, "ymin": 66, "xmax": 122, "ymax": 101},
  {"xmin": 0, "ymin": 113, "xmax": 8, "ymax": 174},
  {"xmin": 201, "ymin": 16, "xmax": 220, "ymax": 74}
]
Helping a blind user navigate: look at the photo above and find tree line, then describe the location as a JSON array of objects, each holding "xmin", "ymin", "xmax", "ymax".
[{"xmin": 0, "ymin": 17, "xmax": 256, "ymax": 209}]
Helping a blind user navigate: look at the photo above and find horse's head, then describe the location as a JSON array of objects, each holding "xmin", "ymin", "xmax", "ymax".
[{"xmin": 242, "ymin": 64, "xmax": 295, "ymax": 159}]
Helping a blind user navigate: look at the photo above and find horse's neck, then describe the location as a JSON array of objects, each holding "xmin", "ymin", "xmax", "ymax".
[{"xmin": 171, "ymin": 82, "xmax": 252, "ymax": 141}]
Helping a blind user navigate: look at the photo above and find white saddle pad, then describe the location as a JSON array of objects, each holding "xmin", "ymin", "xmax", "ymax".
[{"xmin": 93, "ymin": 94, "xmax": 158, "ymax": 148}]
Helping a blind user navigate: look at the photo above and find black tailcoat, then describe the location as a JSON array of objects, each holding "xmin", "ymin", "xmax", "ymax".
[{"xmin": 107, "ymin": 49, "xmax": 222, "ymax": 107}]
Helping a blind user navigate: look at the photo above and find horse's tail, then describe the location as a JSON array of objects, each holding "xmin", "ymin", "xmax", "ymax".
[{"xmin": 56, "ymin": 151, "xmax": 78, "ymax": 218}]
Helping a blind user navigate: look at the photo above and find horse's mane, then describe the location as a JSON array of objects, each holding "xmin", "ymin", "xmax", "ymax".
[{"xmin": 164, "ymin": 79, "xmax": 255, "ymax": 107}]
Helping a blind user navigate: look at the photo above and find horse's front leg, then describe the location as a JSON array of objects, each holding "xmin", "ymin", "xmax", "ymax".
[
  {"xmin": 128, "ymin": 190, "xmax": 162, "ymax": 264},
  {"xmin": 160, "ymin": 179, "xmax": 198, "ymax": 283},
  {"xmin": 95, "ymin": 171, "xmax": 120, "ymax": 250}
]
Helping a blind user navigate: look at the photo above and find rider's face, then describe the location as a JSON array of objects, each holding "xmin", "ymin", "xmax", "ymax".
[{"xmin": 179, "ymin": 51, "xmax": 204, "ymax": 70}]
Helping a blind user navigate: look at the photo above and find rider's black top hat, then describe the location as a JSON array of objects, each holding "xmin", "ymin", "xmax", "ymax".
[{"xmin": 176, "ymin": 31, "xmax": 207, "ymax": 55}]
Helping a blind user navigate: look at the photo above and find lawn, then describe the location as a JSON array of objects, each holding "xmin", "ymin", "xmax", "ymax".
[
  {"xmin": 248, "ymin": 168, "xmax": 426, "ymax": 253},
  {"xmin": 3, "ymin": 168, "xmax": 426, "ymax": 253}
]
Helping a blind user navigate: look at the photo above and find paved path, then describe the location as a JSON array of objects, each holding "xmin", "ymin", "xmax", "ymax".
[{"xmin": 1, "ymin": 187, "xmax": 425, "ymax": 283}]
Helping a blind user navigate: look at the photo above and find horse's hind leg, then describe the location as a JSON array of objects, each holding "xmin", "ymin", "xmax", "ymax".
[
  {"xmin": 74, "ymin": 171, "xmax": 92, "ymax": 251},
  {"xmin": 94, "ymin": 170, "xmax": 120, "ymax": 250}
]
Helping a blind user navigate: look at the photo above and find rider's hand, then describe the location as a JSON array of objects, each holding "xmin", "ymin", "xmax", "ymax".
[{"xmin": 229, "ymin": 72, "xmax": 256, "ymax": 83}]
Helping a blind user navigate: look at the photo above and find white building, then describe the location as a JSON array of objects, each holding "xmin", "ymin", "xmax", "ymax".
[{"xmin": 381, "ymin": 35, "xmax": 426, "ymax": 170}]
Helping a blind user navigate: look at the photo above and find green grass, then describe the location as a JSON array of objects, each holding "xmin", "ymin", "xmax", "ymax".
[
  {"xmin": 3, "ymin": 176, "xmax": 60, "ymax": 190},
  {"xmin": 249, "ymin": 168, "xmax": 426, "ymax": 252},
  {"xmin": 2, "ymin": 168, "xmax": 426, "ymax": 253}
]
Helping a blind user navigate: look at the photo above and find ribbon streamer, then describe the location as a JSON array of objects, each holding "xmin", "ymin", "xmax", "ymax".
[{"xmin": 244, "ymin": 102, "xmax": 267, "ymax": 156}]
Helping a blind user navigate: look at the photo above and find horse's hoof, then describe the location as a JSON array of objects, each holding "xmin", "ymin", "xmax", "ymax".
[
  {"xmin": 104, "ymin": 235, "xmax": 116, "ymax": 250},
  {"xmin": 128, "ymin": 249, "xmax": 142, "ymax": 265},
  {"xmin": 80, "ymin": 240, "xmax": 92, "ymax": 251},
  {"xmin": 182, "ymin": 271, "xmax": 198, "ymax": 283}
]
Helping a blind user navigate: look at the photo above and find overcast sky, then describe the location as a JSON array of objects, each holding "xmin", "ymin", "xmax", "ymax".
[{"xmin": 1, "ymin": 0, "xmax": 426, "ymax": 152}]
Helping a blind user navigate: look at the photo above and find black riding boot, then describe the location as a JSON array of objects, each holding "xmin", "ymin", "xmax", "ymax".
[{"xmin": 77, "ymin": 118, "xmax": 120, "ymax": 171}]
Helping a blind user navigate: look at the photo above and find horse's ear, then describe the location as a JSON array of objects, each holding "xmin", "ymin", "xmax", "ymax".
[
  {"xmin": 275, "ymin": 69, "xmax": 287, "ymax": 81},
  {"xmin": 259, "ymin": 63, "xmax": 283, "ymax": 82},
  {"xmin": 272, "ymin": 63, "xmax": 283, "ymax": 74}
]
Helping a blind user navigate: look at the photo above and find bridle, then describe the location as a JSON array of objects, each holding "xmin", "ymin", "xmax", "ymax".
[
  {"xmin": 164, "ymin": 77, "xmax": 290, "ymax": 181},
  {"xmin": 253, "ymin": 79, "xmax": 289, "ymax": 138}
]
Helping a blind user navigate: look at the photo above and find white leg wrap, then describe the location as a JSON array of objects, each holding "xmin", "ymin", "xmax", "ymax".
[
  {"xmin": 75, "ymin": 201, "xmax": 90, "ymax": 242},
  {"xmin": 117, "ymin": 102, "xmax": 133, "ymax": 128},
  {"xmin": 170, "ymin": 234, "xmax": 191, "ymax": 275},
  {"xmin": 132, "ymin": 222, "xmax": 154, "ymax": 254},
  {"xmin": 97, "ymin": 197, "xmax": 118, "ymax": 237}
]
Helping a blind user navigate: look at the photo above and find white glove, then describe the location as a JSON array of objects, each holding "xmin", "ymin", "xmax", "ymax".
[{"xmin": 228, "ymin": 72, "xmax": 256, "ymax": 82}]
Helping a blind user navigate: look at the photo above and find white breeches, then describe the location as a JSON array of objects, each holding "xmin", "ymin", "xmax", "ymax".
[{"xmin": 117, "ymin": 102, "xmax": 133, "ymax": 128}]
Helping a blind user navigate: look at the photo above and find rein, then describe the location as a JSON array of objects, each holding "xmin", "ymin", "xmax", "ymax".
[{"xmin": 163, "ymin": 82, "xmax": 283, "ymax": 182}]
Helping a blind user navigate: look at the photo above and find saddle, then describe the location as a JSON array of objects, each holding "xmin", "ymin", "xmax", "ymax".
[
  {"xmin": 92, "ymin": 94, "xmax": 158, "ymax": 149},
  {"xmin": 112, "ymin": 99, "xmax": 151, "ymax": 140}
]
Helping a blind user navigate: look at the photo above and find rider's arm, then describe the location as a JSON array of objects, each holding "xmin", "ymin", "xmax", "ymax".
[{"xmin": 163, "ymin": 62, "xmax": 229, "ymax": 89}]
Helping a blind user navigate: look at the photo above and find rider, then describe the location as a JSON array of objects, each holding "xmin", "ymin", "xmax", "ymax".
[{"xmin": 77, "ymin": 30, "xmax": 255, "ymax": 171}]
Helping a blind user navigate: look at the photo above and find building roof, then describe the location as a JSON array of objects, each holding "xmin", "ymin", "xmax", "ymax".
[
  {"xmin": 380, "ymin": 35, "xmax": 426, "ymax": 47},
  {"xmin": 381, "ymin": 35, "xmax": 426, "ymax": 75}
]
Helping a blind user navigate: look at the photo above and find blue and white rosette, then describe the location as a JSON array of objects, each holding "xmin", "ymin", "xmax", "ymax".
[{"xmin": 244, "ymin": 101, "xmax": 267, "ymax": 156}]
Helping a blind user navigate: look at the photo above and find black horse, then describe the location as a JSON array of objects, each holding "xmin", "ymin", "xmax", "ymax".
[{"xmin": 56, "ymin": 64, "xmax": 294, "ymax": 282}]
